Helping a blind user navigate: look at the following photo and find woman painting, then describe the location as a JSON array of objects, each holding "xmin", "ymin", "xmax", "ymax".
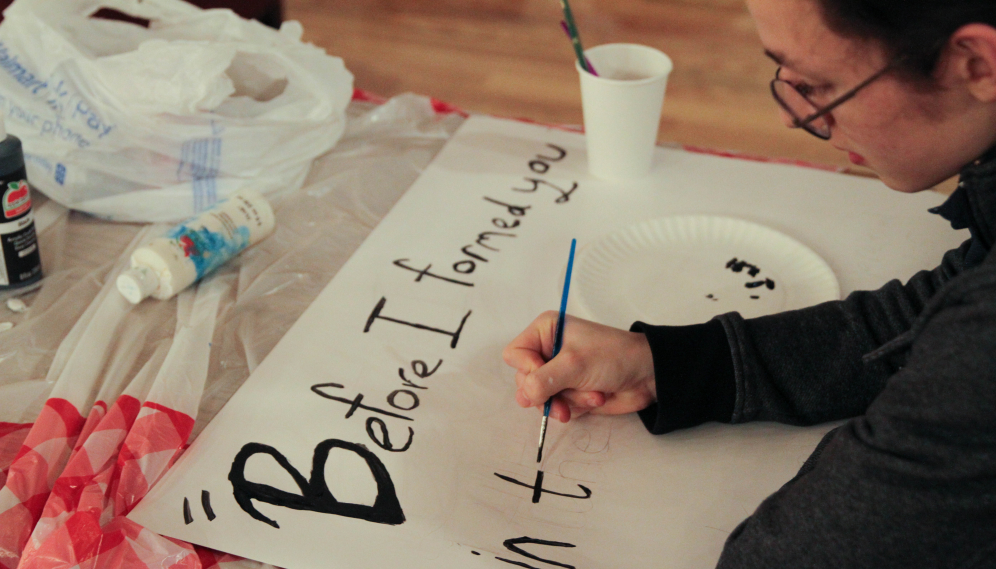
[{"xmin": 504, "ymin": 0, "xmax": 996, "ymax": 566}]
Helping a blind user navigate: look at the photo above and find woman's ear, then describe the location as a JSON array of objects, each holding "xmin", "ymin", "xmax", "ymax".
[{"xmin": 944, "ymin": 24, "xmax": 996, "ymax": 103}]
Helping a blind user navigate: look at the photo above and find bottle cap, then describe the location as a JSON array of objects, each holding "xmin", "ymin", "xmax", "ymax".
[{"xmin": 116, "ymin": 266, "xmax": 159, "ymax": 304}]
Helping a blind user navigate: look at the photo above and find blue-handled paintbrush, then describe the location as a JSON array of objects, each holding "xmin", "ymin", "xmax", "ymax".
[{"xmin": 536, "ymin": 238, "xmax": 577, "ymax": 463}]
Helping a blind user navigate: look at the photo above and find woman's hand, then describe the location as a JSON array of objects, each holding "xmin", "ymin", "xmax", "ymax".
[{"xmin": 503, "ymin": 311, "xmax": 657, "ymax": 422}]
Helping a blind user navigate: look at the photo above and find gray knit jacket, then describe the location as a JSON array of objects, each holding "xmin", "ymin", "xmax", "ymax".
[{"xmin": 633, "ymin": 152, "xmax": 996, "ymax": 568}]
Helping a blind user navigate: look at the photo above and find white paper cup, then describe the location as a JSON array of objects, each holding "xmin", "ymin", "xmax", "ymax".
[{"xmin": 577, "ymin": 44, "xmax": 673, "ymax": 181}]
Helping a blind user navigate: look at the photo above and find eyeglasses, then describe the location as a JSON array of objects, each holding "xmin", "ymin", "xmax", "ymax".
[{"xmin": 770, "ymin": 62, "xmax": 897, "ymax": 140}]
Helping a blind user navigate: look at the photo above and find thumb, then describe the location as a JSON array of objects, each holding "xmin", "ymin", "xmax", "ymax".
[{"xmin": 519, "ymin": 353, "xmax": 578, "ymax": 407}]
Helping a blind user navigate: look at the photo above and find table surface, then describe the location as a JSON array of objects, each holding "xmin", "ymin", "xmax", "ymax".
[
  {"xmin": 285, "ymin": 0, "xmax": 959, "ymax": 194},
  {"xmin": 0, "ymin": 95, "xmax": 968, "ymax": 569},
  {"xmin": 126, "ymin": 113, "xmax": 966, "ymax": 569}
]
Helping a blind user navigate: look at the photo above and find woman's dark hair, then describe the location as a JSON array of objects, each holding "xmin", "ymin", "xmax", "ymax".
[{"xmin": 817, "ymin": 0, "xmax": 996, "ymax": 81}]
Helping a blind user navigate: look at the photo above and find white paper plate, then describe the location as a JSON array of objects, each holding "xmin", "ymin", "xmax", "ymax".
[{"xmin": 572, "ymin": 216, "xmax": 840, "ymax": 328}]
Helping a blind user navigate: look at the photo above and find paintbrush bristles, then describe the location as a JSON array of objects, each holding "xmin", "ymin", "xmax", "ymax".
[{"xmin": 537, "ymin": 414, "xmax": 549, "ymax": 462}]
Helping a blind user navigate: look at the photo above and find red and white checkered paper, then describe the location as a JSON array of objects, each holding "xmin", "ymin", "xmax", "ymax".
[
  {"xmin": 0, "ymin": 399, "xmax": 86, "ymax": 569},
  {"xmin": 0, "ymin": 276, "xmax": 259, "ymax": 569},
  {"xmin": 0, "ymin": 423, "xmax": 32, "ymax": 492}
]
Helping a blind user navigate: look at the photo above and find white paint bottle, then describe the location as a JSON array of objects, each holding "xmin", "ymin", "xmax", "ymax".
[{"xmin": 117, "ymin": 189, "xmax": 275, "ymax": 303}]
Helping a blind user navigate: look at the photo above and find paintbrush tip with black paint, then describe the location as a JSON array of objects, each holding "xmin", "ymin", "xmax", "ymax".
[{"xmin": 537, "ymin": 408, "xmax": 550, "ymax": 463}]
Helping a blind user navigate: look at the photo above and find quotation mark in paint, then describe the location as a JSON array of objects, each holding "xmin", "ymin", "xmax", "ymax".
[{"xmin": 182, "ymin": 490, "xmax": 217, "ymax": 525}]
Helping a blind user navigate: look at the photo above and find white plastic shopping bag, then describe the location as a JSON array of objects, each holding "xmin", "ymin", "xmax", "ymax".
[{"xmin": 0, "ymin": 0, "xmax": 354, "ymax": 221}]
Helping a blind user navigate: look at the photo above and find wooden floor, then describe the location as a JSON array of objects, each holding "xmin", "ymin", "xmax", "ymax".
[{"xmin": 284, "ymin": 0, "xmax": 859, "ymax": 173}]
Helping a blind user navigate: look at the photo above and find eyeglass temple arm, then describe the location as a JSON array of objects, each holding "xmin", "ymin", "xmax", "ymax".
[{"xmin": 796, "ymin": 62, "xmax": 899, "ymax": 126}]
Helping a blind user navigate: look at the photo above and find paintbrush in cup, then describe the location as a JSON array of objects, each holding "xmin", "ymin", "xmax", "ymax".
[
  {"xmin": 558, "ymin": 0, "xmax": 596, "ymax": 75},
  {"xmin": 560, "ymin": 20, "xmax": 598, "ymax": 75}
]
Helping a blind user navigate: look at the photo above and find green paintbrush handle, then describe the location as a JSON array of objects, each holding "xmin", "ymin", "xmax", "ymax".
[{"xmin": 559, "ymin": 0, "xmax": 592, "ymax": 73}]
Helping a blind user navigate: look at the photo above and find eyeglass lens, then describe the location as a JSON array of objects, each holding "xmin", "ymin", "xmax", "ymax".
[{"xmin": 771, "ymin": 79, "xmax": 831, "ymax": 139}]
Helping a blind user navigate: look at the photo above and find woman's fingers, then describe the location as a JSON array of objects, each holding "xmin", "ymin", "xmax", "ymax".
[
  {"xmin": 552, "ymin": 389, "xmax": 607, "ymax": 422},
  {"xmin": 516, "ymin": 351, "xmax": 586, "ymax": 407},
  {"xmin": 549, "ymin": 397, "xmax": 572, "ymax": 422},
  {"xmin": 502, "ymin": 311, "xmax": 559, "ymax": 373},
  {"xmin": 505, "ymin": 312, "xmax": 657, "ymax": 420},
  {"xmin": 558, "ymin": 389, "xmax": 606, "ymax": 412},
  {"xmin": 503, "ymin": 337, "xmax": 547, "ymax": 374}
]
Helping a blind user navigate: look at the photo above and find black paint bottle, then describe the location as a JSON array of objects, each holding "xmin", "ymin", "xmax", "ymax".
[{"xmin": 0, "ymin": 116, "xmax": 42, "ymax": 290}]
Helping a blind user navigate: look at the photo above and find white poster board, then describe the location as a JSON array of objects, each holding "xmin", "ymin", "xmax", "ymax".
[{"xmin": 129, "ymin": 116, "xmax": 964, "ymax": 568}]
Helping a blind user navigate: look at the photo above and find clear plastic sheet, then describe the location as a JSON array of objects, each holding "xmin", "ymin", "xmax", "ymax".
[{"xmin": 0, "ymin": 93, "xmax": 465, "ymax": 438}]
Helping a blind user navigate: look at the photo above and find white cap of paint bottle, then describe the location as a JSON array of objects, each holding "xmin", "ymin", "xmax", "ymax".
[{"xmin": 116, "ymin": 265, "xmax": 160, "ymax": 304}]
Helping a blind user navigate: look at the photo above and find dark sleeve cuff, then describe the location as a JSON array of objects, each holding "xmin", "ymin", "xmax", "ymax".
[{"xmin": 630, "ymin": 319, "xmax": 736, "ymax": 434}]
